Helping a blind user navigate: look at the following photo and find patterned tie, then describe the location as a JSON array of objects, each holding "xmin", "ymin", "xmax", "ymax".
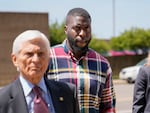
[{"xmin": 33, "ymin": 86, "xmax": 49, "ymax": 113}]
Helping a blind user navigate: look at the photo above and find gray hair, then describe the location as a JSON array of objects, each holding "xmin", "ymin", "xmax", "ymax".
[{"xmin": 12, "ymin": 30, "xmax": 50, "ymax": 55}]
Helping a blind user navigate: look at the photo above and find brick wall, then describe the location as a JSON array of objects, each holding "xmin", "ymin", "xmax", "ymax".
[{"xmin": 0, "ymin": 12, "xmax": 49, "ymax": 86}]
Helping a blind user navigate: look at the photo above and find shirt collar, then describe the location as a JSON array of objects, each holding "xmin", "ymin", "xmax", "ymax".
[
  {"xmin": 62, "ymin": 39, "xmax": 89, "ymax": 61},
  {"xmin": 62, "ymin": 39, "xmax": 69, "ymax": 54},
  {"xmin": 19, "ymin": 75, "xmax": 48, "ymax": 97}
]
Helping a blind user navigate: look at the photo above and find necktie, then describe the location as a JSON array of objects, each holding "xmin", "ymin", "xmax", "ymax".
[{"xmin": 33, "ymin": 86, "xmax": 49, "ymax": 113}]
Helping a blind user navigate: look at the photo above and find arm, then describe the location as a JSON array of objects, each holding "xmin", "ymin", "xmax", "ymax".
[
  {"xmin": 100, "ymin": 66, "xmax": 116, "ymax": 113},
  {"xmin": 132, "ymin": 67, "xmax": 147, "ymax": 113}
]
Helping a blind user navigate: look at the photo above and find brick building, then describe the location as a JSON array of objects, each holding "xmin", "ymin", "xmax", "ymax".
[{"xmin": 0, "ymin": 12, "xmax": 49, "ymax": 86}]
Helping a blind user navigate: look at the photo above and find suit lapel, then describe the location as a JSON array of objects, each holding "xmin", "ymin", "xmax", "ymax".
[
  {"xmin": 45, "ymin": 80, "xmax": 66, "ymax": 113},
  {"xmin": 8, "ymin": 79, "xmax": 28, "ymax": 113}
]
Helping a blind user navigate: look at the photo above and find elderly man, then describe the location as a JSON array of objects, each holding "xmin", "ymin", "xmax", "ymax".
[{"xmin": 0, "ymin": 30, "xmax": 79, "ymax": 113}]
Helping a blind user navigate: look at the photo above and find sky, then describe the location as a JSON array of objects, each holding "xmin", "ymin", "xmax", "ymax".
[{"xmin": 0, "ymin": 0, "xmax": 150, "ymax": 39}]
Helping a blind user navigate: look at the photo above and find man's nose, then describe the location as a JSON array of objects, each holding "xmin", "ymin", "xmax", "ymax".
[
  {"xmin": 32, "ymin": 54, "xmax": 40, "ymax": 62},
  {"xmin": 79, "ymin": 29, "xmax": 86, "ymax": 37}
]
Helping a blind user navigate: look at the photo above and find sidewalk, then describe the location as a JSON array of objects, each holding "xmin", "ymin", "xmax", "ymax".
[{"xmin": 113, "ymin": 79, "xmax": 127, "ymax": 85}]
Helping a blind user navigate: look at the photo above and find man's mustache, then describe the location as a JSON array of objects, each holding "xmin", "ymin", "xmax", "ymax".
[{"xmin": 75, "ymin": 37, "xmax": 90, "ymax": 42}]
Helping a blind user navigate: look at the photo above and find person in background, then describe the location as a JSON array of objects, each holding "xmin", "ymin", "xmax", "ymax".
[
  {"xmin": 0, "ymin": 30, "xmax": 79, "ymax": 113},
  {"xmin": 47, "ymin": 7, "xmax": 116, "ymax": 113},
  {"xmin": 145, "ymin": 51, "xmax": 150, "ymax": 66},
  {"xmin": 133, "ymin": 52, "xmax": 150, "ymax": 113}
]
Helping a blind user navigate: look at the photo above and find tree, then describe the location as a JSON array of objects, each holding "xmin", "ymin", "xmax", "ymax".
[
  {"xmin": 89, "ymin": 37, "xmax": 110, "ymax": 54},
  {"xmin": 49, "ymin": 21, "xmax": 111, "ymax": 54},
  {"xmin": 110, "ymin": 27, "xmax": 150, "ymax": 51},
  {"xmin": 49, "ymin": 21, "xmax": 66, "ymax": 46}
]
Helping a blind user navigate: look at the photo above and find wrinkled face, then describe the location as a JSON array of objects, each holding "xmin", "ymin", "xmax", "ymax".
[
  {"xmin": 11, "ymin": 38, "xmax": 49, "ymax": 84},
  {"xmin": 65, "ymin": 15, "xmax": 92, "ymax": 52}
]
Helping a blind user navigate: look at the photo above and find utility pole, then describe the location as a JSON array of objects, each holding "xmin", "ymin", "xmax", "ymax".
[{"xmin": 112, "ymin": 0, "xmax": 116, "ymax": 37}]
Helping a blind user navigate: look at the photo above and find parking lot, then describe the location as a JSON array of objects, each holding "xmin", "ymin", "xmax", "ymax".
[{"xmin": 114, "ymin": 80, "xmax": 134, "ymax": 113}]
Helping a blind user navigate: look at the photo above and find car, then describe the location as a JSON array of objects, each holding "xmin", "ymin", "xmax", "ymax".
[{"xmin": 119, "ymin": 58, "xmax": 147, "ymax": 83}]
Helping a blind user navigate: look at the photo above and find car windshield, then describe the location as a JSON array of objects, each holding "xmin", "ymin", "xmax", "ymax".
[{"xmin": 136, "ymin": 58, "xmax": 147, "ymax": 66}]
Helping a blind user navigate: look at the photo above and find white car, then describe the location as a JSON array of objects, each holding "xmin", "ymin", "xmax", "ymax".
[{"xmin": 119, "ymin": 58, "xmax": 147, "ymax": 83}]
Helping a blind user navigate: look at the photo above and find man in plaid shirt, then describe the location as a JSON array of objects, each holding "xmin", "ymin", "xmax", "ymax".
[{"xmin": 47, "ymin": 7, "xmax": 116, "ymax": 113}]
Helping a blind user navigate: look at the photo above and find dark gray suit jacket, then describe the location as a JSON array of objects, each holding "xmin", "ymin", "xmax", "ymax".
[
  {"xmin": 0, "ymin": 77, "xmax": 80, "ymax": 113},
  {"xmin": 133, "ymin": 66, "xmax": 150, "ymax": 113}
]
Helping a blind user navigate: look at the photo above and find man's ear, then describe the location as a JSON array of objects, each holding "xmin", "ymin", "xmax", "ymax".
[
  {"xmin": 64, "ymin": 25, "xmax": 68, "ymax": 34},
  {"xmin": 11, "ymin": 54, "xmax": 18, "ymax": 67}
]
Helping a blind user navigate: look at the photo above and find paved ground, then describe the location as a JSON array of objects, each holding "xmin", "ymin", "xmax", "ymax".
[{"xmin": 113, "ymin": 79, "xmax": 127, "ymax": 85}]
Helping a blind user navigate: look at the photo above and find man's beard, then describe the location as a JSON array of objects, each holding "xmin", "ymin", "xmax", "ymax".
[{"xmin": 67, "ymin": 36, "xmax": 91, "ymax": 54}]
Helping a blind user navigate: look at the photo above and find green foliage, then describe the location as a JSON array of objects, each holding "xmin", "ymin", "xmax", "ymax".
[
  {"xmin": 49, "ymin": 21, "xmax": 111, "ymax": 54},
  {"xmin": 49, "ymin": 21, "xmax": 66, "ymax": 46},
  {"xmin": 89, "ymin": 37, "xmax": 110, "ymax": 54},
  {"xmin": 110, "ymin": 28, "xmax": 150, "ymax": 50},
  {"xmin": 49, "ymin": 21, "xmax": 150, "ymax": 54}
]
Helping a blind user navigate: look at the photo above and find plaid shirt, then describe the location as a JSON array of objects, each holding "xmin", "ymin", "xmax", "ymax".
[{"xmin": 47, "ymin": 40, "xmax": 116, "ymax": 113}]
